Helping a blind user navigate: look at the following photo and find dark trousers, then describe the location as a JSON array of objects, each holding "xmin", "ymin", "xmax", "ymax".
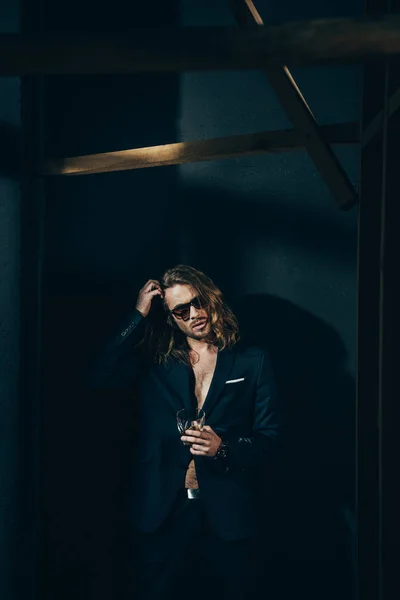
[{"xmin": 135, "ymin": 491, "xmax": 260, "ymax": 600}]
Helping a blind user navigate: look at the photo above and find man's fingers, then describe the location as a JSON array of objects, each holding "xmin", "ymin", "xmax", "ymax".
[
  {"xmin": 182, "ymin": 437, "xmax": 208, "ymax": 445},
  {"xmin": 184, "ymin": 429, "xmax": 208, "ymax": 438},
  {"xmin": 181, "ymin": 435, "xmax": 208, "ymax": 445},
  {"xmin": 191, "ymin": 444, "xmax": 208, "ymax": 453},
  {"xmin": 190, "ymin": 447, "xmax": 207, "ymax": 455},
  {"xmin": 141, "ymin": 279, "xmax": 163, "ymax": 299},
  {"xmin": 144, "ymin": 279, "xmax": 161, "ymax": 291},
  {"xmin": 186, "ymin": 429, "xmax": 201, "ymax": 436},
  {"xmin": 202, "ymin": 425, "xmax": 215, "ymax": 434}
]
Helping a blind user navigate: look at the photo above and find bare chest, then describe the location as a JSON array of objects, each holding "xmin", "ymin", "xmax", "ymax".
[{"xmin": 192, "ymin": 353, "xmax": 218, "ymax": 409}]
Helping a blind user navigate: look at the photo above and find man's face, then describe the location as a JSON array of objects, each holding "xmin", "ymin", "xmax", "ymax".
[{"xmin": 164, "ymin": 284, "xmax": 211, "ymax": 341}]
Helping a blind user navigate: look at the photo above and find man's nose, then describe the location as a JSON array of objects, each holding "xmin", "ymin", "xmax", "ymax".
[{"xmin": 189, "ymin": 305, "xmax": 200, "ymax": 319}]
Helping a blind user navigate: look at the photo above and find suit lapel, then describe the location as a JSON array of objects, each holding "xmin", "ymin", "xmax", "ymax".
[
  {"xmin": 202, "ymin": 348, "xmax": 237, "ymax": 417},
  {"xmin": 161, "ymin": 361, "xmax": 194, "ymax": 413},
  {"xmin": 160, "ymin": 348, "xmax": 237, "ymax": 416}
]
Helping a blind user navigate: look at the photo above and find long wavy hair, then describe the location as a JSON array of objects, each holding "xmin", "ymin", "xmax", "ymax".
[{"xmin": 141, "ymin": 265, "xmax": 240, "ymax": 364}]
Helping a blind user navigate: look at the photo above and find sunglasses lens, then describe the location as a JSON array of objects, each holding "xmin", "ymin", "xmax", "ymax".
[
  {"xmin": 172, "ymin": 306, "xmax": 190, "ymax": 320},
  {"xmin": 171, "ymin": 296, "xmax": 203, "ymax": 320},
  {"xmin": 192, "ymin": 296, "xmax": 202, "ymax": 309}
]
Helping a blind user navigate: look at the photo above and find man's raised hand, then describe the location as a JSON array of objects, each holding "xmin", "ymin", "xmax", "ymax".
[{"xmin": 135, "ymin": 279, "xmax": 163, "ymax": 318}]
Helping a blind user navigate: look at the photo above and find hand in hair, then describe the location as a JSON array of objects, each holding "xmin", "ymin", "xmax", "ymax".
[{"xmin": 135, "ymin": 279, "xmax": 163, "ymax": 318}]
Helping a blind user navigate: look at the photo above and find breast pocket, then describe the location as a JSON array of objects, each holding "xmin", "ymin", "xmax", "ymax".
[
  {"xmin": 222, "ymin": 377, "xmax": 252, "ymax": 414},
  {"xmin": 225, "ymin": 377, "xmax": 246, "ymax": 385}
]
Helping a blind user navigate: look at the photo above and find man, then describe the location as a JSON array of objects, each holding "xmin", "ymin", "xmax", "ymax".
[{"xmin": 90, "ymin": 265, "xmax": 282, "ymax": 599}]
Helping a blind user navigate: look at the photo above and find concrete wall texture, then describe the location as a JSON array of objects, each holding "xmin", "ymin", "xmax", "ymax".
[{"xmin": 0, "ymin": 3, "xmax": 21, "ymax": 600}]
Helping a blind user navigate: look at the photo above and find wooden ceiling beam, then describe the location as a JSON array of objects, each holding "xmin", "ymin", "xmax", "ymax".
[
  {"xmin": 228, "ymin": 0, "xmax": 358, "ymax": 210},
  {"xmin": 43, "ymin": 121, "xmax": 359, "ymax": 177},
  {"xmin": 0, "ymin": 16, "xmax": 400, "ymax": 75}
]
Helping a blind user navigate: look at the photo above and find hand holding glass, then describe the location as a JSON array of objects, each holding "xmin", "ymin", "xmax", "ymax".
[{"xmin": 177, "ymin": 408, "xmax": 205, "ymax": 445}]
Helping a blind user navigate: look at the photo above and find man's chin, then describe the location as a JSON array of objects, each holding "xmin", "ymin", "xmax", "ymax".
[
  {"xmin": 188, "ymin": 331, "xmax": 208, "ymax": 341},
  {"xmin": 188, "ymin": 325, "xmax": 211, "ymax": 341}
]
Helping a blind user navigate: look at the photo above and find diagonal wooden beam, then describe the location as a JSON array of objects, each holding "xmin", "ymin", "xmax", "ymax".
[
  {"xmin": 362, "ymin": 86, "xmax": 400, "ymax": 146},
  {"xmin": 43, "ymin": 122, "xmax": 359, "ymax": 177},
  {"xmin": 0, "ymin": 17, "xmax": 400, "ymax": 75},
  {"xmin": 228, "ymin": 0, "xmax": 358, "ymax": 210}
]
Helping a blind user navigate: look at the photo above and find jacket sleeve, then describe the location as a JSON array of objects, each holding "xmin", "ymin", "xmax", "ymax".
[
  {"xmin": 217, "ymin": 351, "xmax": 283, "ymax": 473},
  {"xmin": 87, "ymin": 309, "xmax": 147, "ymax": 388}
]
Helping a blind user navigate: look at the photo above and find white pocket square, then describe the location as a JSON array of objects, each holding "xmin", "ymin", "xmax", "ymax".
[{"xmin": 225, "ymin": 378, "xmax": 245, "ymax": 384}]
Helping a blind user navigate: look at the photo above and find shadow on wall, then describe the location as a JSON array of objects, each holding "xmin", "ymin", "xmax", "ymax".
[
  {"xmin": 176, "ymin": 182, "xmax": 356, "ymax": 600},
  {"xmin": 0, "ymin": 120, "xmax": 21, "ymax": 179},
  {"xmin": 233, "ymin": 293, "xmax": 356, "ymax": 600}
]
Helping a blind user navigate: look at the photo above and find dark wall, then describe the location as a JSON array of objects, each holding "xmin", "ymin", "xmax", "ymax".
[
  {"xmin": 40, "ymin": 2, "xmax": 359, "ymax": 600},
  {"xmin": 0, "ymin": 3, "xmax": 20, "ymax": 600}
]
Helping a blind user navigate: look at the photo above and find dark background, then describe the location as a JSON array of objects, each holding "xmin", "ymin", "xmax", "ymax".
[
  {"xmin": 0, "ymin": 3, "xmax": 22, "ymax": 600},
  {"xmin": 0, "ymin": 1, "xmax": 361, "ymax": 599}
]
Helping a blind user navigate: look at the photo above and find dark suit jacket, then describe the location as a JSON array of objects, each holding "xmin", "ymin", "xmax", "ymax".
[{"xmin": 89, "ymin": 310, "xmax": 283, "ymax": 541}]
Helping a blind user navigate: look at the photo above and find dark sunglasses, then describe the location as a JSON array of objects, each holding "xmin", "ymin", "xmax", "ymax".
[{"xmin": 169, "ymin": 296, "xmax": 204, "ymax": 321}]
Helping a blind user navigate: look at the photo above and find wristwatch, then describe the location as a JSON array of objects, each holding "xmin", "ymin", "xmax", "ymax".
[{"xmin": 213, "ymin": 439, "xmax": 229, "ymax": 461}]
